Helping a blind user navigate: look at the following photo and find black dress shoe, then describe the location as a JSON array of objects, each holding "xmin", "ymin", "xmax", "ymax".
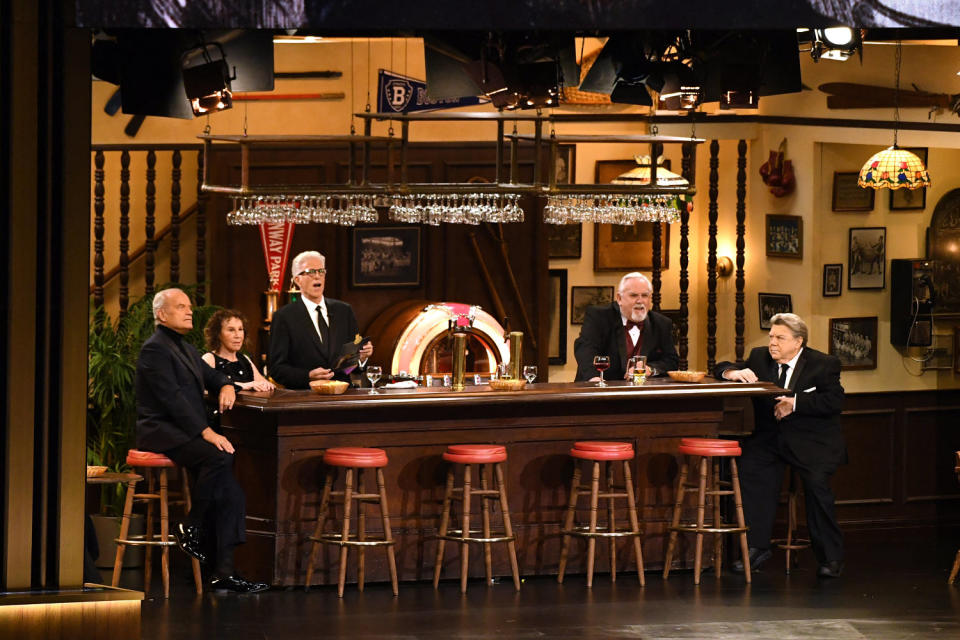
[
  {"xmin": 173, "ymin": 523, "xmax": 207, "ymax": 564},
  {"xmin": 817, "ymin": 560, "xmax": 844, "ymax": 578},
  {"xmin": 210, "ymin": 575, "xmax": 270, "ymax": 593},
  {"xmin": 732, "ymin": 547, "xmax": 772, "ymax": 573}
]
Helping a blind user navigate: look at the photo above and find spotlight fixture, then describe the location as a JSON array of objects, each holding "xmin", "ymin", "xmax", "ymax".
[
  {"xmin": 716, "ymin": 255, "xmax": 734, "ymax": 278},
  {"xmin": 182, "ymin": 42, "xmax": 235, "ymax": 117},
  {"xmin": 808, "ymin": 27, "xmax": 861, "ymax": 62}
]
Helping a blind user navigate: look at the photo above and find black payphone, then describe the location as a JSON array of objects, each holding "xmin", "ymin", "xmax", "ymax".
[{"xmin": 890, "ymin": 259, "xmax": 935, "ymax": 347}]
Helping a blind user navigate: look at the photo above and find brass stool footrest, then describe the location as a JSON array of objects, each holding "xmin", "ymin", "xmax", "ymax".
[
  {"xmin": 310, "ymin": 533, "xmax": 396, "ymax": 547},
  {"xmin": 439, "ymin": 531, "xmax": 515, "ymax": 544},
  {"xmin": 115, "ymin": 536, "xmax": 177, "ymax": 547},
  {"xmin": 563, "ymin": 525, "xmax": 643, "ymax": 539},
  {"xmin": 669, "ymin": 524, "xmax": 748, "ymax": 534}
]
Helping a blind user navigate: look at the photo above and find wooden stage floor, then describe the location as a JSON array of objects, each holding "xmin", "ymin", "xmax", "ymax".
[{"xmin": 108, "ymin": 528, "xmax": 960, "ymax": 639}]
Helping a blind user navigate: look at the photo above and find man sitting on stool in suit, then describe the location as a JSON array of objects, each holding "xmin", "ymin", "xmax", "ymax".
[
  {"xmin": 136, "ymin": 288, "xmax": 268, "ymax": 593},
  {"xmin": 573, "ymin": 272, "xmax": 679, "ymax": 382},
  {"xmin": 268, "ymin": 250, "xmax": 374, "ymax": 389},
  {"xmin": 715, "ymin": 312, "xmax": 846, "ymax": 578}
]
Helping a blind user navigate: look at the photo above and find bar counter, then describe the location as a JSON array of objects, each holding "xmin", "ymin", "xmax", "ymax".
[{"xmin": 224, "ymin": 378, "xmax": 781, "ymax": 586}]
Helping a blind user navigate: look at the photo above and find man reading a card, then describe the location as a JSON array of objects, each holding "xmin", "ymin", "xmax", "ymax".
[
  {"xmin": 268, "ymin": 250, "xmax": 373, "ymax": 389},
  {"xmin": 714, "ymin": 313, "xmax": 846, "ymax": 579}
]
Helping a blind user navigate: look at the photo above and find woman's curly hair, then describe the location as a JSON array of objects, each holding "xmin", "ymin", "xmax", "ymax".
[{"xmin": 204, "ymin": 309, "xmax": 250, "ymax": 353}]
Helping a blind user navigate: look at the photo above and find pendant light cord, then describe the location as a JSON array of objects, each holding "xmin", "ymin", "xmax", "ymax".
[{"xmin": 893, "ymin": 40, "xmax": 901, "ymax": 147}]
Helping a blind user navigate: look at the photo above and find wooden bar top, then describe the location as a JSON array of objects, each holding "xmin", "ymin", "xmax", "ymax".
[{"xmin": 234, "ymin": 378, "xmax": 783, "ymax": 412}]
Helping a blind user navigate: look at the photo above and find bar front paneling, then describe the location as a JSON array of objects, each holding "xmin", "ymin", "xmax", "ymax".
[{"xmin": 224, "ymin": 379, "xmax": 781, "ymax": 586}]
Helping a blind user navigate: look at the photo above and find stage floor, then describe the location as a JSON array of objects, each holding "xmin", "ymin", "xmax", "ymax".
[{"xmin": 108, "ymin": 529, "xmax": 960, "ymax": 639}]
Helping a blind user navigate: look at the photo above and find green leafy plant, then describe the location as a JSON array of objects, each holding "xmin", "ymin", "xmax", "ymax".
[{"xmin": 87, "ymin": 285, "xmax": 219, "ymax": 515}]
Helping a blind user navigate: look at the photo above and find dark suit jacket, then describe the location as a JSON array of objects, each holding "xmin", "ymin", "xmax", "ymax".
[
  {"xmin": 135, "ymin": 327, "xmax": 233, "ymax": 453},
  {"xmin": 715, "ymin": 346, "xmax": 846, "ymax": 470},
  {"xmin": 268, "ymin": 297, "xmax": 361, "ymax": 389},
  {"xmin": 573, "ymin": 303, "xmax": 679, "ymax": 382}
]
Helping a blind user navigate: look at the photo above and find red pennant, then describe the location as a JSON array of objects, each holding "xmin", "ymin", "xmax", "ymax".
[{"xmin": 259, "ymin": 222, "xmax": 295, "ymax": 292}]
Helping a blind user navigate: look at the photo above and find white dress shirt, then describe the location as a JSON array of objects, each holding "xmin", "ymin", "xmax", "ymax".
[{"xmin": 301, "ymin": 294, "xmax": 328, "ymax": 342}]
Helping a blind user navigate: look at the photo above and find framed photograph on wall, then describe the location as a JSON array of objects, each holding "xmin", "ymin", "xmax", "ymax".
[
  {"xmin": 351, "ymin": 226, "xmax": 421, "ymax": 287},
  {"xmin": 829, "ymin": 316, "xmax": 878, "ymax": 370},
  {"xmin": 547, "ymin": 224, "xmax": 582, "ymax": 259},
  {"xmin": 765, "ymin": 214, "xmax": 803, "ymax": 259},
  {"xmin": 548, "ymin": 269, "xmax": 568, "ymax": 365},
  {"xmin": 594, "ymin": 222, "xmax": 669, "ymax": 271},
  {"xmin": 823, "ymin": 263, "xmax": 842, "ymax": 297},
  {"xmin": 571, "ymin": 286, "xmax": 614, "ymax": 324},
  {"xmin": 832, "ymin": 171, "xmax": 875, "ymax": 212},
  {"xmin": 889, "ymin": 147, "xmax": 927, "ymax": 210},
  {"xmin": 758, "ymin": 292, "xmax": 793, "ymax": 329},
  {"xmin": 848, "ymin": 226, "xmax": 886, "ymax": 290}
]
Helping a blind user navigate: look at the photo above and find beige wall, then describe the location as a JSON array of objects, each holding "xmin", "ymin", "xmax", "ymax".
[{"xmin": 92, "ymin": 38, "xmax": 960, "ymax": 391}]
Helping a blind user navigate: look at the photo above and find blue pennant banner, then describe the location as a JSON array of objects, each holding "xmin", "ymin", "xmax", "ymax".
[{"xmin": 377, "ymin": 69, "xmax": 486, "ymax": 114}]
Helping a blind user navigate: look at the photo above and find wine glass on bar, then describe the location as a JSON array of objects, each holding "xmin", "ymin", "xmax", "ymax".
[
  {"xmin": 366, "ymin": 365, "xmax": 382, "ymax": 395},
  {"xmin": 593, "ymin": 355, "xmax": 610, "ymax": 387},
  {"xmin": 523, "ymin": 365, "xmax": 537, "ymax": 384}
]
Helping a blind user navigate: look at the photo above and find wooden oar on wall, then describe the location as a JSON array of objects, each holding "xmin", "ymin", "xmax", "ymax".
[{"xmin": 818, "ymin": 82, "xmax": 960, "ymax": 114}]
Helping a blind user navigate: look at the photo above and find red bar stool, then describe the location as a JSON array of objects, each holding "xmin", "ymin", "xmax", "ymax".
[
  {"xmin": 113, "ymin": 449, "xmax": 203, "ymax": 597},
  {"xmin": 771, "ymin": 467, "xmax": 811, "ymax": 573},
  {"xmin": 432, "ymin": 444, "xmax": 520, "ymax": 593},
  {"xmin": 304, "ymin": 447, "xmax": 398, "ymax": 597},
  {"xmin": 557, "ymin": 441, "xmax": 645, "ymax": 588},
  {"xmin": 663, "ymin": 438, "xmax": 750, "ymax": 584}
]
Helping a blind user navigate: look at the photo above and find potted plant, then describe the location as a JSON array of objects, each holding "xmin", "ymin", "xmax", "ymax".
[{"xmin": 87, "ymin": 287, "xmax": 219, "ymax": 566}]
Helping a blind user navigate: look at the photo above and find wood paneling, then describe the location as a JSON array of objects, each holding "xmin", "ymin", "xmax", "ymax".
[{"xmin": 722, "ymin": 390, "xmax": 960, "ymax": 531}]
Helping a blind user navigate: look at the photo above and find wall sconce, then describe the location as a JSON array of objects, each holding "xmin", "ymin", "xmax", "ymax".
[{"xmin": 716, "ymin": 255, "xmax": 734, "ymax": 278}]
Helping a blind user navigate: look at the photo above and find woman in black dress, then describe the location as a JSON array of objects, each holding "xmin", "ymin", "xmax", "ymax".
[{"xmin": 202, "ymin": 309, "xmax": 275, "ymax": 392}]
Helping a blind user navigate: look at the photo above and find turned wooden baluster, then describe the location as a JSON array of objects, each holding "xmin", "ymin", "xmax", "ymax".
[
  {"xmin": 93, "ymin": 150, "xmax": 105, "ymax": 309},
  {"xmin": 651, "ymin": 142, "xmax": 663, "ymax": 310},
  {"xmin": 196, "ymin": 150, "xmax": 207, "ymax": 304},
  {"xmin": 706, "ymin": 140, "xmax": 719, "ymax": 372},
  {"xmin": 678, "ymin": 141, "xmax": 695, "ymax": 371},
  {"xmin": 145, "ymin": 149, "xmax": 156, "ymax": 297},
  {"xmin": 119, "ymin": 150, "xmax": 131, "ymax": 316},
  {"xmin": 170, "ymin": 149, "xmax": 181, "ymax": 284},
  {"xmin": 735, "ymin": 139, "xmax": 747, "ymax": 365}
]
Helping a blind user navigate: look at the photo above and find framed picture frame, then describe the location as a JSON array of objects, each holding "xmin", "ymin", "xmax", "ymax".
[
  {"xmin": 831, "ymin": 171, "xmax": 875, "ymax": 212},
  {"xmin": 548, "ymin": 269, "xmax": 568, "ymax": 365},
  {"xmin": 758, "ymin": 292, "xmax": 793, "ymax": 329},
  {"xmin": 829, "ymin": 316, "xmax": 878, "ymax": 371},
  {"xmin": 765, "ymin": 214, "xmax": 803, "ymax": 259},
  {"xmin": 823, "ymin": 263, "xmax": 842, "ymax": 297},
  {"xmin": 889, "ymin": 147, "xmax": 927, "ymax": 210},
  {"xmin": 594, "ymin": 223, "xmax": 670, "ymax": 271},
  {"xmin": 571, "ymin": 286, "xmax": 613, "ymax": 325},
  {"xmin": 351, "ymin": 225, "xmax": 421, "ymax": 287},
  {"xmin": 848, "ymin": 226, "xmax": 886, "ymax": 290},
  {"xmin": 547, "ymin": 224, "xmax": 582, "ymax": 259}
]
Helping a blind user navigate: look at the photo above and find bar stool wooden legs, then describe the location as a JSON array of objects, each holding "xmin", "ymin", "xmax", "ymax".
[
  {"xmin": 663, "ymin": 438, "xmax": 750, "ymax": 585},
  {"xmin": 557, "ymin": 441, "xmax": 645, "ymax": 588},
  {"xmin": 112, "ymin": 449, "xmax": 203, "ymax": 598},
  {"xmin": 304, "ymin": 447, "xmax": 398, "ymax": 597},
  {"xmin": 771, "ymin": 467, "xmax": 811, "ymax": 573},
  {"xmin": 432, "ymin": 444, "xmax": 520, "ymax": 593}
]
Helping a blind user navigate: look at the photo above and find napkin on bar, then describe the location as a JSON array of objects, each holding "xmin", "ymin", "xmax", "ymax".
[{"xmin": 384, "ymin": 380, "xmax": 418, "ymax": 389}]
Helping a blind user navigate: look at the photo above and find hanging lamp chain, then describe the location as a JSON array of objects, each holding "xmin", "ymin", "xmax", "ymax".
[{"xmin": 893, "ymin": 40, "xmax": 901, "ymax": 148}]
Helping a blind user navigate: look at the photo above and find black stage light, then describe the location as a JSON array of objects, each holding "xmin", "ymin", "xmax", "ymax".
[
  {"xmin": 182, "ymin": 42, "xmax": 235, "ymax": 117},
  {"xmin": 809, "ymin": 27, "xmax": 861, "ymax": 62}
]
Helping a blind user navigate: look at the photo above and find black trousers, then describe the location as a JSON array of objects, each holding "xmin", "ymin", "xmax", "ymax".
[
  {"xmin": 739, "ymin": 430, "xmax": 844, "ymax": 564},
  {"xmin": 165, "ymin": 437, "xmax": 246, "ymax": 576}
]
